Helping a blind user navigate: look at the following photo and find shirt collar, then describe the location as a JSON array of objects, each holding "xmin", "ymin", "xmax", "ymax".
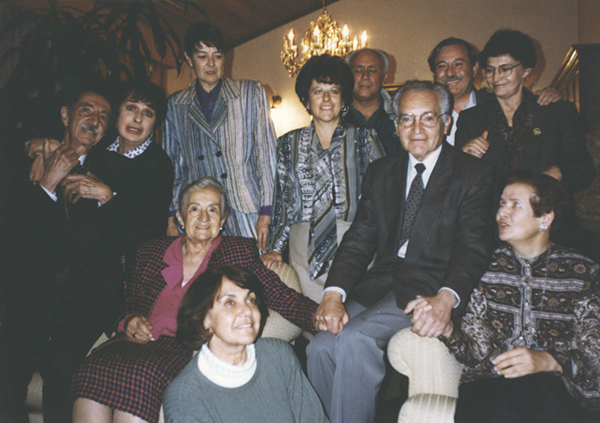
[
  {"xmin": 347, "ymin": 94, "xmax": 387, "ymax": 124},
  {"xmin": 466, "ymin": 89, "xmax": 477, "ymax": 109},
  {"xmin": 310, "ymin": 121, "xmax": 346, "ymax": 152},
  {"xmin": 408, "ymin": 143, "xmax": 443, "ymax": 172},
  {"xmin": 451, "ymin": 89, "xmax": 477, "ymax": 121},
  {"xmin": 196, "ymin": 79, "xmax": 222, "ymax": 101},
  {"xmin": 106, "ymin": 136, "xmax": 152, "ymax": 159}
]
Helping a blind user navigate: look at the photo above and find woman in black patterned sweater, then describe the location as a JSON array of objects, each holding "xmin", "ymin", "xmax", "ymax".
[{"xmin": 420, "ymin": 174, "xmax": 600, "ymax": 422}]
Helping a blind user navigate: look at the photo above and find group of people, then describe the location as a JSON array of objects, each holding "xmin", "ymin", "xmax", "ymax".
[{"xmin": 1, "ymin": 19, "xmax": 598, "ymax": 423}]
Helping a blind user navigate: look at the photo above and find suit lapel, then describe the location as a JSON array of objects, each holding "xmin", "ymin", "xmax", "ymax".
[
  {"xmin": 187, "ymin": 96, "xmax": 217, "ymax": 142},
  {"xmin": 210, "ymin": 77, "xmax": 240, "ymax": 132},
  {"xmin": 209, "ymin": 96, "xmax": 228, "ymax": 130},
  {"xmin": 186, "ymin": 78, "xmax": 240, "ymax": 143},
  {"xmin": 385, "ymin": 153, "xmax": 409, "ymax": 248},
  {"xmin": 405, "ymin": 144, "xmax": 454, "ymax": 263}
]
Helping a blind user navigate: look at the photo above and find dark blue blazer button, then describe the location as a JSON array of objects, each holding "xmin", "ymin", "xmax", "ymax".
[
  {"xmin": 216, "ymin": 151, "xmax": 222, "ymax": 157},
  {"xmin": 221, "ymin": 173, "xmax": 227, "ymax": 179},
  {"xmin": 198, "ymin": 155, "xmax": 205, "ymax": 160}
]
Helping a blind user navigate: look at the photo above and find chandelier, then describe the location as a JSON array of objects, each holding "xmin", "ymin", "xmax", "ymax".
[{"xmin": 281, "ymin": 3, "xmax": 368, "ymax": 77}]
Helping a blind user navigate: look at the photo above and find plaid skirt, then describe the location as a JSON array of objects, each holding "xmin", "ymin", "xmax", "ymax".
[{"xmin": 71, "ymin": 334, "xmax": 193, "ymax": 423}]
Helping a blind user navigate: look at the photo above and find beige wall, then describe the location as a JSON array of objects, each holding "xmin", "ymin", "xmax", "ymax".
[
  {"xmin": 579, "ymin": 0, "xmax": 600, "ymax": 43},
  {"xmin": 167, "ymin": 0, "xmax": 579, "ymax": 136}
]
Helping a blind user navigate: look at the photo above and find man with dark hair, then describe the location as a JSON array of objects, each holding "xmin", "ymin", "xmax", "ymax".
[
  {"xmin": 307, "ymin": 80, "xmax": 494, "ymax": 423},
  {"xmin": 344, "ymin": 48, "xmax": 400, "ymax": 154},
  {"xmin": 1, "ymin": 78, "xmax": 123, "ymax": 423},
  {"xmin": 429, "ymin": 37, "xmax": 490, "ymax": 146},
  {"xmin": 429, "ymin": 37, "xmax": 560, "ymax": 145}
]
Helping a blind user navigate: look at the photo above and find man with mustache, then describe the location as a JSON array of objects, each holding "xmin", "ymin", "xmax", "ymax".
[
  {"xmin": 344, "ymin": 48, "xmax": 400, "ymax": 154},
  {"xmin": 429, "ymin": 37, "xmax": 560, "ymax": 146},
  {"xmin": 1, "ymin": 79, "xmax": 123, "ymax": 423}
]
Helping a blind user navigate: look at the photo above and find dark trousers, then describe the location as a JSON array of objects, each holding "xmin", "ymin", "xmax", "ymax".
[
  {"xmin": 1, "ymin": 283, "xmax": 119, "ymax": 423},
  {"xmin": 455, "ymin": 373, "xmax": 594, "ymax": 423}
]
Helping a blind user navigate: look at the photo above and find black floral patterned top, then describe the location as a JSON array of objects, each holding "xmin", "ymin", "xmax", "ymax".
[{"xmin": 442, "ymin": 243, "xmax": 600, "ymax": 411}]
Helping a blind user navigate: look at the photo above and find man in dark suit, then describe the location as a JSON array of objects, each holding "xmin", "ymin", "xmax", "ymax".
[
  {"xmin": 1, "ymin": 79, "xmax": 123, "ymax": 423},
  {"xmin": 307, "ymin": 80, "xmax": 494, "ymax": 423}
]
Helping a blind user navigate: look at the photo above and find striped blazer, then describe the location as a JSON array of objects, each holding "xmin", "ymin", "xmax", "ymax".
[{"xmin": 162, "ymin": 78, "xmax": 277, "ymax": 215}]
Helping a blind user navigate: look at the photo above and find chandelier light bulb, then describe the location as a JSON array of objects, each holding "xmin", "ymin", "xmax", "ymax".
[{"xmin": 281, "ymin": 7, "xmax": 368, "ymax": 77}]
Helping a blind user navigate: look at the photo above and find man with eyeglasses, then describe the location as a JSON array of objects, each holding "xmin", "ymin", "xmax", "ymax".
[
  {"xmin": 307, "ymin": 80, "xmax": 494, "ymax": 423},
  {"xmin": 429, "ymin": 37, "xmax": 561, "ymax": 146}
]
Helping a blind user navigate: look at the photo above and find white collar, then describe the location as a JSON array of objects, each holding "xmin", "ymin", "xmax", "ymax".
[
  {"xmin": 466, "ymin": 89, "xmax": 477, "ymax": 109},
  {"xmin": 106, "ymin": 136, "xmax": 152, "ymax": 159},
  {"xmin": 408, "ymin": 143, "xmax": 442, "ymax": 171},
  {"xmin": 197, "ymin": 343, "xmax": 257, "ymax": 388}
]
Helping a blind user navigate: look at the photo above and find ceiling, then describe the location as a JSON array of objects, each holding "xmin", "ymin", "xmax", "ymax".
[
  {"xmin": 8, "ymin": 0, "xmax": 340, "ymax": 52},
  {"xmin": 158, "ymin": 0, "xmax": 340, "ymax": 51}
]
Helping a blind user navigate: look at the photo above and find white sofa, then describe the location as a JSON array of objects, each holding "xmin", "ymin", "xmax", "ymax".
[
  {"xmin": 25, "ymin": 262, "xmax": 304, "ymax": 423},
  {"xmin": 387, "ymin": 328, "xmax": 464, "ymax": 423}
]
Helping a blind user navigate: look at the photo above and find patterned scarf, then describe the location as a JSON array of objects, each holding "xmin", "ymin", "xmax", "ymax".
[{"xmin": 298, "ymin": 124, "xmax": 347, "ymax": 280}]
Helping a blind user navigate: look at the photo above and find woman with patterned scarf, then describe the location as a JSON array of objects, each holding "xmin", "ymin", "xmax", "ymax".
[{"xmin": 261, "ymin": 54, "xmax": 384, "ymax": 302}]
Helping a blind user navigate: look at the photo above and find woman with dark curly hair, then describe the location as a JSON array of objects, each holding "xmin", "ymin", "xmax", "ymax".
[
  {"xmin": 456, "ymin": 29, "xmax": 595, "ymax": 197},
  {"xmin": 261, "ymin": 54, "xmax": 384, "ymax": 302}
]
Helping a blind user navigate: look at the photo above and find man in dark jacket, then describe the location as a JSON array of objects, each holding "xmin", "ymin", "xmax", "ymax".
[{"xmin": 1, "ymin": 78, "xmax": 123, "ymax": 423}]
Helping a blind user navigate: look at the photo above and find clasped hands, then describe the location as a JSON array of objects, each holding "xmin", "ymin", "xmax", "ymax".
[
  {"xmin": 404, "ymin": 290, "xmax": 456, "ymax": 338},
  {"xmin": 26, "ymin": 138, "xmax": 113, "ymax": 204},
  {"xmin": 313, "ymin": 290, "xmax": 456, "ymax": 337}
]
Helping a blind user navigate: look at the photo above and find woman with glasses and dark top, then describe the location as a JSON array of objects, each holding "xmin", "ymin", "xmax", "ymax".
[{"xmin": 455, "ymin": 29, "xmax": 596, "ymax": 199}]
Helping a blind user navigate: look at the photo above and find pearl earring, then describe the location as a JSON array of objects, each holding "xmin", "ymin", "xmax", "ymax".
[{"xmin": 538, "ymin": 224, "xmax": 547, "ymax": 232}]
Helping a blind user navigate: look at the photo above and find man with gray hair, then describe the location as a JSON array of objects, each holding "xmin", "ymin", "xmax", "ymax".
[
  {"xmin": 307, "ymin": 80, "xmax": 494, "ymax": 423},
  {"xmin": 344, "ymin": 48, "xmax": 400, "ymax": 154}
]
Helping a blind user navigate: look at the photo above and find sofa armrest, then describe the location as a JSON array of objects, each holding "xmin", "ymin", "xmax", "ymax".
[
  {"xmin": 387, "ymin": 328, "xmax": 463, "ymax": 398},
  {"xmin": 261, "ymin": 262, "xmax": 303, "ymax": 342}
]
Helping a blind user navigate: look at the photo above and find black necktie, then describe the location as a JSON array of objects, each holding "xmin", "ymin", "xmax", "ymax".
[{"xmin": 398, "ymin": 163, "xmax": 426, "ymax": 247}]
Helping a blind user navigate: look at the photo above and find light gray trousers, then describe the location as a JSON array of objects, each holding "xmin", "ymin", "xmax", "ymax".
[{"xmin": 307, "ymin": 291, "xmax": 413, "ymax": 423}]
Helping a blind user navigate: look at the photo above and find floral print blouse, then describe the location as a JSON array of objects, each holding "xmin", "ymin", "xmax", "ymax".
[{"xmin": 442, "ymin": 243, "xmax": 600, "ymax": 412}]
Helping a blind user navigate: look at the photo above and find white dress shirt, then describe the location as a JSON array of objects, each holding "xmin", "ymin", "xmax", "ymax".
[
  {"xmin": 397, "ymin": 146, "xmax": 443, "ymax": 258},
  {"xmin": 446, "ymin": 89, "xmax": 477, "ymax": 146},
  {"xmin": 326, "ymin": 144, "xmax": 460, "ymax": 307}
]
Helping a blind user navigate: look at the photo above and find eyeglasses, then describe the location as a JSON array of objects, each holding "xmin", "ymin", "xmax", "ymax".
[
  {"xmin": 483, "ymin": 63, "xmax": 522, "ymax": 78},
  {"xmin": 396, "ymin": 112, "xmax": 447, "ymax": 128}
]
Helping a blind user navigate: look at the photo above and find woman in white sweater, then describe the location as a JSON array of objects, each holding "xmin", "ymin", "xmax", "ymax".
[{"xmin": 163, "ymin": 265, "xmax": 328, "ymax": 423}]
